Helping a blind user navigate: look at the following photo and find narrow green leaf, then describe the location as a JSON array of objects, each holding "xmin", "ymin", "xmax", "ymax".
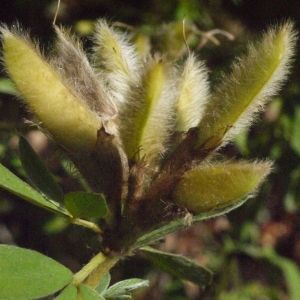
[
  {"xmin": 80, "ymin": 284, "xmax": 105, "ymax": 300},
  {"xmin": 135, "ymin": 200, "xmax": 247, "ymax": 248},
  {"xmin": 55, "ymin": 285, "xmax": 77, "ymax": 300},
  {"xmin": 0, "ymin": 245, "xmax": 73, "ymax": 300},
  {"xmin": 140, "ymin": 246, "xmax": 212, "ymax": 286},
  {"xmin": 0, "ymin": 163, "xmax": 70, "ymax": 217},
  {"xmin": 19, "ymin": 135, "xmax": 64, "ymax": 202},
  {"xmin": 95, "ymin": 272, "xmax": 111, "ymax": 295},
  {"xmin": 103, "ymin": 278, "xmax": 149, "ymax": 299},
  {"xmin": 64, "ymin": 192, "xmax": 107, "ymax": 219}
]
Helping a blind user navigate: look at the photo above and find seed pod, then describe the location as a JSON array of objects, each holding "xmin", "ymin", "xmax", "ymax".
[
  {"xmin": 175, "ymin": 54, "xmax": 210, "ymax": 132},
  {"xmin": 173, "ymin": 161, "xmax": 272, "ymax": 213},
  {"xmin": 93, "ymin": 20, "xmax": 141, "ymax": 107},
  {"xmin": 1, "ymin": 26, "xmax": 100, "ymax": 154},
  {"xmin": 120, "ymin": 57, "xmax": 176, "ymax": 165},
  {"xmin": 52, "ymin": 26, "xmax": 117, "ymax": 121},
  {"xmin": 197, "ymin": 22, "xmax": 297, "ymax": 151}
]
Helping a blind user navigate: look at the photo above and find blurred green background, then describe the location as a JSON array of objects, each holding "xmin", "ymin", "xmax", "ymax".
[{"xmin": 1, "ymin": 1, "xmax": 300, "ymax": 299}]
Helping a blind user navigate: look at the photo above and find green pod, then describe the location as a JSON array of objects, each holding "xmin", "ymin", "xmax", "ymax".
[
  {"xmin": 197, "ymin": 22, "xmax": 296, "ymax": 151},
  {"xmin": 120, "ymin": 57, "xmax": 176, "ymax": 165},
  {"xmin": 173, "ymin": 161, "xmax": 272, "ymax": 213}
]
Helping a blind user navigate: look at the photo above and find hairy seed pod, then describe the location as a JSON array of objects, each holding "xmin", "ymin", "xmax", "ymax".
[
  {"xmin": 173, "ymin": 161, "xmax": 272, "ymax": 213},
  {"xmin": 197, "ymin": 22, "xmax": 297, "ymax": 151},
  {"xmin": 120, "ymin": 57, "xmax": 176, "ymax": 165},
  {"xmin": 93, "ymin": 20, "xmax": 141, "ymax": 107},
  {"xmin": 175, "ymin": 54, "xmax": 210, "ymax": 132},
  {"xmin": 1, "ymin": 26, "xmax": 101, "ymax": 154}
]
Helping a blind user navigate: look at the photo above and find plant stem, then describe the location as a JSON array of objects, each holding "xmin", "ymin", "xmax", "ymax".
[
  {"xmin": 73, "ymin": 251, "xmax": 121, "ymax": 288},
  {"xmin": 72, "ymin": 218, "xmax": 103, "ymax": 234}
]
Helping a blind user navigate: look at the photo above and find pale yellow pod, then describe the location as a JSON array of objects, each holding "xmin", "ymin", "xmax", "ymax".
[
  {"xmin": 93, "ymin": 20, "xmax": 141, "ymax": 107},
  {"xmin": 122, "ymin": 59, "xmax": 165, "ymax": 161},
  {"xmin": 1, "ymin": 29, "xmax": 100, "ymax": 153},
  {"xmin": 120, "ymin": 58, "xmax": 176, "ymax": 165},
  {"xmin": 175, "ymin": 54, "xmax": 210, "ymax": 132},
  {"xmin": 173, "ymin": 161, "xmax": 272, "ymax": 213}
]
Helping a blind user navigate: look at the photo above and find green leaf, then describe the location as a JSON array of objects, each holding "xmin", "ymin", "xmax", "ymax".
[
  {"xmin": 80, "ymin": 284, "xmax": 105, "ymax": 300},
  {"xmin": 64, "ymin": 192, "xmax": 107, "ymax": 219},
  {"xmin": 0, "ymin": 78, "xmax": 18, "ymax": 95},
  {"xmin": 0, "ymin": 245, "xmax": 73, "ymax": 300},
  {"xmin": 135, "ymin": 200, "xmax": 247, "ymax": 248},
  {"xmin": 95, "ymin": 272, "xmax": 111, "ymax": 294},
  {"xmin": 103, "ymin": 278, "xmax": 149, "ymax": 299},
  {"xmin": 0, "ymin": 163, "xmax": 70, "ymax": 217},
  {"xmin": 140, "ymin": 246, "xmax": 212, "ymax": 286},
  {"xmin": 55, "ymin": 285, "xmax": 77, "ymax": 300},
  {"xmin": 19, "ymin": 135, "xmax": 64, "ymax": 202}
]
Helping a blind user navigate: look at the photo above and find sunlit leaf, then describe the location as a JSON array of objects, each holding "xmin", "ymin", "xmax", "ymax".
[{"xmin": 0, "ymin": 245, "xmax": 73, "ymax": 300}]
